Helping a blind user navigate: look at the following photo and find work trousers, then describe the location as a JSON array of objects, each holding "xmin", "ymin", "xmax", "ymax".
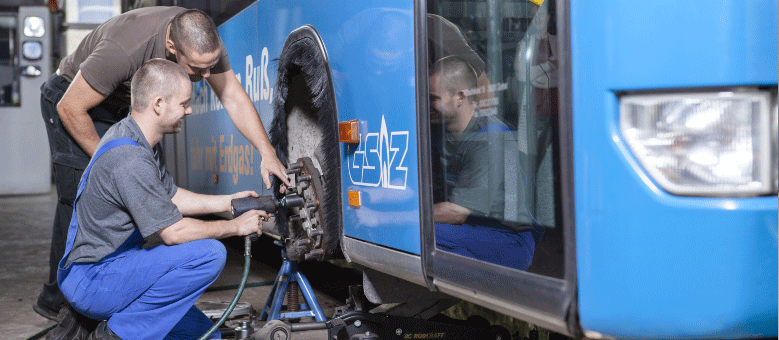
[
  {"xmin": 59, "ymin": 237, "xmax": 226, "ymax": 340},
  {"xmin": 435, "ymin": 223, "xmax": 541, "ymax": 270},
  {"xmin": 37, "ymin": 74, "xmax": 127, "ymax": 312}
]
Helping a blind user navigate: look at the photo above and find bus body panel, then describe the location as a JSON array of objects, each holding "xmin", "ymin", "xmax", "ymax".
[
  {"xmin": 571, "ymin": 0, "xmax": 778, "ymax": 337},
  {"xmin": 186, "ymin": 0, "xmax": 421, "ymax": 255},
  {"xmin": 179, "ymin": 0, "xmax": 779, "ymax": 337}
]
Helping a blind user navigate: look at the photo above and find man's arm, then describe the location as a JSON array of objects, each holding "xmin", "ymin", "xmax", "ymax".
[
  {"xmin": 207, "ymin": 70, "xmax": 290, "ymax": 189},
  {"xmin": 171, "ymin": 187, "xmax": 259, "ymax": 216},
  {"xmin": 57, "ymin": 71, "xmax": 108, "ymax": 157},
  {"xmin": 433, "ymin": 201, "xmax": 470, "ymax": 225},
  {"xmin": 157, "ymin": 209, "xmax": 266, "ymax": 245}
]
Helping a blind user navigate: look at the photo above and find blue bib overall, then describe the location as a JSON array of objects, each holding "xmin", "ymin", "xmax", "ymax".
[{"xmin": 57, "ymin": 138, "xmax": 224, "ymax": 340}]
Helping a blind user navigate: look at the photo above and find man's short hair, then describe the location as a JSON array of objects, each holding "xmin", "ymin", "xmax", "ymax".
[
  {"xmin": 169, "ymin": 9, "xmax": 221, "ymax": 55},
  {"xmin": 131, "ymin": 59, "xmax": 189, "ymax": 112},
  {"xmin": 431, "ymin": 56, "xmax": 479, "ymax": 101}
]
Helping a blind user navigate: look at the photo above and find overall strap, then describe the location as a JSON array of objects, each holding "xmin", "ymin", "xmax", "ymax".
[{"xmin": 59, "ymin": 138, "xmax": 140, "ymax": 270}]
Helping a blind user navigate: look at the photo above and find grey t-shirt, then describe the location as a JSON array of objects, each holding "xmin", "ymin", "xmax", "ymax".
[
  {"xmin": 443, "ymin": 115, "xmax": 509, "ymax": 219},
  {"xmin": 65, "ymin": 116, "xmax": 182, "ymax": 266},
  {"xmin": 58, "ymin": 6, "xmax": 230, "ymax": 107}
]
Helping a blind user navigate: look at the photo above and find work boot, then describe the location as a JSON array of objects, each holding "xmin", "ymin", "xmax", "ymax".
[
  {"xmin": 87, "ymin": 321, "xmax": 122, "ymax": 340},
  {"xmin": 45, "ymin": 304, "xmax": 92, "ymax": 340},
  {"xmin": 33, "ymin": 298, "xmax": 60, "ymax": 321}
]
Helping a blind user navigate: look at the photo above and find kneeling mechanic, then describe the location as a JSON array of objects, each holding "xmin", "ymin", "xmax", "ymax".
[{"xmin": 56, "ymin": 59, "xmax": 269, "ymax": 340}]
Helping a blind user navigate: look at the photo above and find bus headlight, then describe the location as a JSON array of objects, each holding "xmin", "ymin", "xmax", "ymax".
[{"xmin": 620, "ymin": 90, "xmax": 777, "ymax": 197}]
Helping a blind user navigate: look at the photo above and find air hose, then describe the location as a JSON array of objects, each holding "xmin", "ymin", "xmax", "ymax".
[{"xmin": 197, "ymin": 235, "xmax": 254, "ymax": 340}]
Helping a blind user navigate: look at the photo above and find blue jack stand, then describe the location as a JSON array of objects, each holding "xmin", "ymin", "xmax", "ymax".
[{"xmin": 259, "ymin": 241, "xmax": 326, "ymax": 322}]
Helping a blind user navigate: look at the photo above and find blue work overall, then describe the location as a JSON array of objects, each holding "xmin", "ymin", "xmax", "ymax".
[{"xmin": 57, "ymin": 138, "xmax": 224, "ymax": 340}]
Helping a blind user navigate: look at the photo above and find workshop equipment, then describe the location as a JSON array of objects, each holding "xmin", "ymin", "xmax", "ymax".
[
  {"xmin": 258, "ymin": 240, "xmax": 327, "ymax": 322},
  {"xmin": 198, "ymin": 169, "xmax": 310, "ymax": 340},
  {"xmin": 231, "ymin": 162, "xmax": 328, "ymax": 323}
]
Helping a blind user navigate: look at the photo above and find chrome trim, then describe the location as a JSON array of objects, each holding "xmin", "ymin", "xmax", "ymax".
[
  {"xmin": 558, "ymin": 0, "xmax": 582, "ymax": 336},
  {"xmin": 414, "ymin": 0, "xmax": 437, "ymax": 291},
  {"xmin": 342, "ymin": 236, "xmax": 427, "ymax": 287},
  {"xmin": 434, "ymin": 278, "xmax": 570, "ymax": 337}
]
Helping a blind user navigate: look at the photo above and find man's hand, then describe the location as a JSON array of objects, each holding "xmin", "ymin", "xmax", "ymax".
[
  {"xmin": 232, "ymin": 209, "xmax": 267, "ymax": 237},
  {"xmin": 230, "ymin": 190, "xmax": 259, "ymax": 200},
  {"xmin": 260, "ymin": 152, "xmax": 291, "ymax": 191}
]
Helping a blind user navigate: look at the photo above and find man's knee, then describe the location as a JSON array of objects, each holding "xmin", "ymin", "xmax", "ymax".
[{"xmin": 192, "ymin": 239, "xmax": 227, "ymax": 271}]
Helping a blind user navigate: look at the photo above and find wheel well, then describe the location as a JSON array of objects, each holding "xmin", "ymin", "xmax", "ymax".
[{"xmin": 268, "ymin": 25, "xmax": 342, "ymax": 261}]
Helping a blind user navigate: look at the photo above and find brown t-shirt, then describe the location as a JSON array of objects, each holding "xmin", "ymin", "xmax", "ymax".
[{"xmin": 58, "ymin": 6, "xmax": 230, "ymax": 107}]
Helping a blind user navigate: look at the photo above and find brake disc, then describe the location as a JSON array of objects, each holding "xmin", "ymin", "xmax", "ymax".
[{"xmin": 286, "ymin": 156, "xmax": 328, "ymax": 261}]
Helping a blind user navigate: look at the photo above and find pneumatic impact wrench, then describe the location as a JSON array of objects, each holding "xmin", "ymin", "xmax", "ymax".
[{"xmin": 231, "ymin": 194, "xmax": 305, "ymax": 239}]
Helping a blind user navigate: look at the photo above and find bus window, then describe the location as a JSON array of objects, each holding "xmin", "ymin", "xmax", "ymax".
[
  {"xmin": 428, "ymin": 0, "xmax": 562, "ymax": 278},
  {"xmin": 0, "ymin": 14, "xmax": 19, "ymax": 106}
]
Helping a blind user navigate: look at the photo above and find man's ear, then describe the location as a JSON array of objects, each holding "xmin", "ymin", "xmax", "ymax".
[
  {"xmin": 152, "ymin": 96, "xmax": 165, "ymax": 116},
  {"xmin": 456, "ymin": 90, "xmax": 466, "ymax": 107},
  {"xmin": 166, "ymin": 39, "xmax": 177, "ymax": 57}
]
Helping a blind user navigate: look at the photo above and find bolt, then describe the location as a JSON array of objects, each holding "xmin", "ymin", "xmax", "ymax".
[
  {"xmin": 354, "ymin": 320, "xmax": 362, "ymax": 328},
  {"xmin": 396, "ymin": 328, "xmax": 403, "ymax": 336},
  {"xmin": 365, "ymin": 331, "xmax": 372, "ymax": 337}
]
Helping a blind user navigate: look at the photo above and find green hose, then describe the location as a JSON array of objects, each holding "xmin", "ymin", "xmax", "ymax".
[{"xmin": 198, "ymin": 236, "xmax": 254, "ymax": 340}]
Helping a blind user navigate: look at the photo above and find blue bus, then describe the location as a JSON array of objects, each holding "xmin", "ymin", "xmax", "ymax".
[{"xmin": 159, "ymin": 0, "xmax": 778, "ymax": 338}]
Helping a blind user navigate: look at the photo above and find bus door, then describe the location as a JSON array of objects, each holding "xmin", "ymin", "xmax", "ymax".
[{"xmin": 423, "ymin": 0, "xmax": 574, "ymax": 334}]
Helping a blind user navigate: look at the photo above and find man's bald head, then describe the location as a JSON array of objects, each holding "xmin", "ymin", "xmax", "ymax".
[
  {"xmin": 430, "ymin": 56, "xmax": 479, "ymax": 103},
  {"xmin": 130, "ymin": 58, "xmax": 190, "ymax": 112},
  {"xmin": 169, "ymin": 9, "xmax": 221, "ymax": 56}
]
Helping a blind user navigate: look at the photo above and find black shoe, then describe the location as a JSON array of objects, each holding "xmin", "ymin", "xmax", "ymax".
[
  {"xmin": 87, "ymin": 321, "xmax": 122, "ymax": 340},
  {"xmin": 45, "ymin": 304, "xmax": 92, "ymax": 340},
  {"xmin": 34, "ymin": 299, "xmax": 60, "ymax": 321}
]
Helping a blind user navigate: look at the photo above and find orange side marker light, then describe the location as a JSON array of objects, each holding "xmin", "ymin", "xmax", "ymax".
[
  {"xmin": 339, "ymin": 119, "xmax": 360, "ymax": 144},
  {"xmin": 347, "ymin": 190, "xmax": 361, "ymax": 208}
]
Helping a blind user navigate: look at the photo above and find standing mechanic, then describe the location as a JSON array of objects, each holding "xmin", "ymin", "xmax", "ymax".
[
  {"xmin": 36, "ymin": 6, "xmax": 290, "ymax": 322},
  {"xmin": 54, "ymin": 59, "xmax": 267, "ymax": 340}
]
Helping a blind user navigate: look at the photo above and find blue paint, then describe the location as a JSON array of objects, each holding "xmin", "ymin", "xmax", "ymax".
[
  {"xmin": 182, "ymin": 0, "xmax": 778, "ymax": 336},
  {"xmin": 185, "ymin": 0, "xmax": 420, "ymax": 254},
  {"xmin": 571, "ymin": 0, "xmax": 778, "ymax": 337}
]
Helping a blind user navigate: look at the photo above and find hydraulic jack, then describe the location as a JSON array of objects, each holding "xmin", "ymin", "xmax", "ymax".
[{"xmin": 258, "ymin": 240, "xmax": 327, "ymax": 322}]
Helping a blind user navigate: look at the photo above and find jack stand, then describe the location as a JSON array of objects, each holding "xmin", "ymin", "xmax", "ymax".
[{"xmin": 258, "ymin": 241, "xmax": 326, "ymax": 322}]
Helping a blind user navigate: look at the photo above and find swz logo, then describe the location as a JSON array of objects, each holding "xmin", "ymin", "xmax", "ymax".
[{"xmin": 347, "ymin": 116, "xmax": 409, "ymax": 190}]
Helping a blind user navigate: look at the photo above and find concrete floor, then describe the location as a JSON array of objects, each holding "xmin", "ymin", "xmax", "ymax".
[{"xmin": 1, "ymin": 187, "xmax": 345, "ymax": 340}]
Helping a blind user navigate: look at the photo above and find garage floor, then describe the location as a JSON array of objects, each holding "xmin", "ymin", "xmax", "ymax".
[{"xmin": 0, "ymin": 187, "xmax": 355, "ymax": 340}]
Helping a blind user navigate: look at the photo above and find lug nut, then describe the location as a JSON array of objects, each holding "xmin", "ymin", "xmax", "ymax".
[{"xmin": 304, "ymin": 249, "xmax": 324, "ymax": 260}]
